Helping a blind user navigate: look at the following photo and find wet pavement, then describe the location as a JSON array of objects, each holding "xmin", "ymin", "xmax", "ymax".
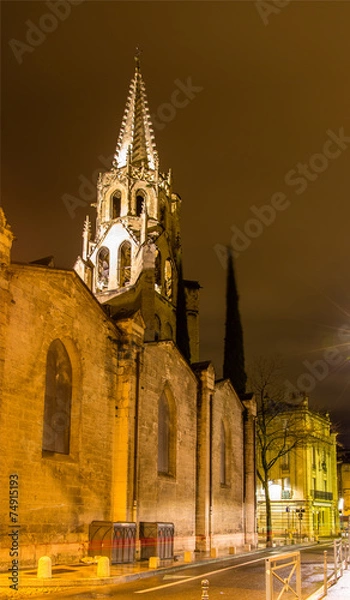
[
  {"xmin": 1, "ymin": 542, "xmax": 350, "ymax": 599},
  {"xmin": 306, "ymin": 567, "xmax": 350, "ymax": 599}
]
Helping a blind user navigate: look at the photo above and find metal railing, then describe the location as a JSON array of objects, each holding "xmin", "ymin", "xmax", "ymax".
[
  {"xmin": 265, "ymin": 551, "xmax": 301, "ymax": 600},
  {"xmin": 314, "ymin": 538, "xmax": 349, "ymax": 597},
  {"xmin": 311, "ymin": 490, "xmax": 333, "ymax": 501},
  {"xmin": 200, "ymin": 538, "xmax": 350, "ymax": 599},
  {"xmin": 333, "ymin": 538, "xmax": 344, "ymax": 582}
]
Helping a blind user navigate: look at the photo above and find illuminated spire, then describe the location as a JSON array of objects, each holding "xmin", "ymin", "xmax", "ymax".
[{"xmin": 113, "ymin": 54, "xmax": 157, "ymax": 170}]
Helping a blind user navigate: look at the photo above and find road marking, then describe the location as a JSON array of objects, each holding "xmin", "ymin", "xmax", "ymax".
[
  {"xmin": 163, "ymin": 575, "xmax": 193, "ymax": 580},
  {"xmin": 134, "ymin": 556, "xmax": 264, "ymax": 594}
]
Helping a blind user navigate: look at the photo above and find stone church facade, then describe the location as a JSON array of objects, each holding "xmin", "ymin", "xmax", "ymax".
[{"xmin": 0, "ymin": 59, "xmax": 256, "ymax": 569}]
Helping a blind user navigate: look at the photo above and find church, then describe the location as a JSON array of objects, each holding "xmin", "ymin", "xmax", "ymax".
[{"xmin": 0, "ymin": 58, "xmax": 257, "ymax": 568}]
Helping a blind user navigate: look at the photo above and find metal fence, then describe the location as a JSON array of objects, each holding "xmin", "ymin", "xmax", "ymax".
[
  {"xmin": 321, "ymin": 538, "xmax": 349, "ymax": 595},
  {"xmin": 265, "ymin": 551, "xmax": 301, "ymax": 600},
  {"xmin": 200, "ymin": 540, "xmax": 350, "ymax": 600}
]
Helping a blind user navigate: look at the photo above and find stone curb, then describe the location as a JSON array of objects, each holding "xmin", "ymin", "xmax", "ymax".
[
  {"xmin": 0, "ymin": 548, "xmax": 268, "ymax": 589},
  {"xmin": 0, "ymin": 541, "xmax": 323, "ymax": 591}
]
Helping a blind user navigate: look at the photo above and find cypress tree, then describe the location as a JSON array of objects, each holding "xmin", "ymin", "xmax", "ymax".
[{"xmin": 223, "ymin": 247, "xmax": 247, "ymax": 395}]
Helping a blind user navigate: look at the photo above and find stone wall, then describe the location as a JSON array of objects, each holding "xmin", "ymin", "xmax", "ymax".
[
  {"xmin": 137, "ymin": 342, "xmax": 198, "ymax": 552},
  {"xmin": 0, "ymin": 265, "xmax": 118, "ymax": 568},
  {"xmin": 1, "ymin": 257, "xmax": 257, "ymax": 568},
  {"xmin": 211, "ymin": 380, "xmax": 245, "ymax": 549}
]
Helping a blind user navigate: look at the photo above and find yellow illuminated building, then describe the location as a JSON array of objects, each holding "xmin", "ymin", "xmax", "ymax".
[{"xmin": 257, "ymin": 397, "xmax": 338, "ymax": 543}]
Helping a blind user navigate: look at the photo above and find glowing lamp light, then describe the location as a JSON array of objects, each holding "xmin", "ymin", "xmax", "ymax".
[{"xmin": 269, "ymin": 482, "xmax": 282, "ymax": 500}]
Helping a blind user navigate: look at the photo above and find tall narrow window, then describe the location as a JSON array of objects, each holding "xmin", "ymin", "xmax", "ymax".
[
  {"xmin": 220, "ymin": 421, "xmax": 227, "ymax": 485},
  {"xmin": 283, "ymin": 477, "xmax": 291, "ymax": 491},
  {"xmin": 42, "ymin": 340, "xmax": 72, "ymax": 454},
  {"xmin": 112, "ymin": 191, "xmax": 121, "ymax": 218},
  {"xmin": 136, "ymin": 193, "xmax": 145, "ymax": 216},
  {"xmin": 164, "ymin": 323, "xmax": 173, "ymax": 340},
  {"xmin": 158, "ymin": 390, "xmax": 176, "ymax": 476},
  {"xmin": 155, "ymin": 249, "xmax": 162, "ymax": 291},
  {"xmin": 158, "ymin": 394, "xmax": 170, "ymax": 474},
  {"xmin": 97, "ymin": 247, "xmax": 109, "ymax": 290},
  {"xmin": 154, "ymin": 315, "xmax": 161, "ymax": 341},
  {"xmin": 282, "ymin": 452, "xmax": 290, "ymax": 471},
  {"xmin": 164, "ymin": 258, "xmax": 173, "ymax": 300},
  {"xmin": 119, "ymin": 241, "xmax": 132, "ymax": 287},
  {"xmin": 159, "ymin": 201, "xmax": 166, "ymax": 225},
  {"xmin": 312, "ymin": 446, "xmax": 316, "ymax": 469}
]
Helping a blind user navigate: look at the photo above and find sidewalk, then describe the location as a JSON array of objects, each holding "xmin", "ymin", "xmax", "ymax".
[
  {"xmin": 1, "ymin": 549, "xmax": 256, "ymax": 598},
  {"xmin": 0, "ymin": 548, "xmax": 263, "ymax": 598},
  {"xmin": 1, "ymin": 544, "xmax": 350, "ymax": 599},
  {"xmin": 1, "ymin": 554, "xmax": 201, "ymax": 589},
  {"xmin": 306, "ymin": 567, "xmax": 350, "ymax": 600}
]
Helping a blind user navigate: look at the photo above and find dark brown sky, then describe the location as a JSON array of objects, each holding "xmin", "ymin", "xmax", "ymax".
[{"xmin": 2, "ymin": 1, "xmax": 350, "ymax": 444}]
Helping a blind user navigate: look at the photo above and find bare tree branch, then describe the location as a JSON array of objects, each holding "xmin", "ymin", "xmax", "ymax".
[{"xmin": 248, "ymin": 355, "xmax": 306, "ymax": 546}]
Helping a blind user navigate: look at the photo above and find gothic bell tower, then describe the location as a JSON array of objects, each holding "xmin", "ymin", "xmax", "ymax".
[{"xmin": 74, "ymin": 57, "xmax": 198, "ymax": 353}]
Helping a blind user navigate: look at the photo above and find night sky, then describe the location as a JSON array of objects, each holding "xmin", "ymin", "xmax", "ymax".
[{"xmin": 2, "ymin": 1, "xmax": 350, "ymax": 445}]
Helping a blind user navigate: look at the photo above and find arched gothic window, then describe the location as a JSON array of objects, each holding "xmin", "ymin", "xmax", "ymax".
[
  {"xmin": 164, "ymin": 258, "xmax": 173, "ymax": 300},
  {"xmin": 158, "ymin": 390, "xmax": 176, "ymax": 476},
  {"xmin": 155, "ymin": 249, "xmax": 162, "ymax": 291},
  {"xmin": 220, "ymin": 421, "xmax": 227, "ymax": 485},
  {"xmin": 159, "ymin": 201, "xmax": 166, "ymax": 225},
  {"xmin": 220, "ymin": 420, "xmax": 231, "ymax": 486},
  {"xmin": 119, "ymin": 241, "xmax": 132, "ymax": 287},
  {"xmin": 112, "ymin": 190, "xmax": 121, "ymax": 219},
  {"xmin": 136, "ymin": 192, "xmax": 145, "ymax": 217},
  {"xmin": 164, "ymin": 322, "xmax": 173, "ymax": 340},
  {"xmin": 97, "ymin": 247, "xmax": 109, "ymax": 290},
  {"xmin": 42, "ymin": 339, "xmax": 72, "ymax": 454},
  {"xmin": 154, "ymin": 314, "xmax": 161, "ymax": 341}
]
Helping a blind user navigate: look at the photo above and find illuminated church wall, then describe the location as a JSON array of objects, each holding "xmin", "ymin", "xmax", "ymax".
[
  {"xmin": 0, "ymin": 260, "xmax": 118, "ymax": 566},
  {"xmin": 137, "ymin": 342, "xmax": 198, "ymax": 552},
  {"xmin": 0, "ymin": 58, "xmax": 257, "ymax": 569}
]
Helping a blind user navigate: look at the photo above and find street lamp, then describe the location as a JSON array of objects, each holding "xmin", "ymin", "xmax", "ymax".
[
  {"xmin": 286, "ymin": 506, "xmax": 291, "ymax": 542},
  {"xmin": 295, "ymin": 507, "xmax": 305, "ymax": 541},
  {"xmin": 338, "ymin": 498, "xmax": 344, "ymax": 534},
  {"xmin": 314, "ymin": 509, "xmax": 320, "ymax": 542}
]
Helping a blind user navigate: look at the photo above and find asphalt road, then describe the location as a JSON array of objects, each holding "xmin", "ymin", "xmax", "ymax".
[{"xmin": 24, "ymin": 543, "xmax": 335, "ymax": 600}]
